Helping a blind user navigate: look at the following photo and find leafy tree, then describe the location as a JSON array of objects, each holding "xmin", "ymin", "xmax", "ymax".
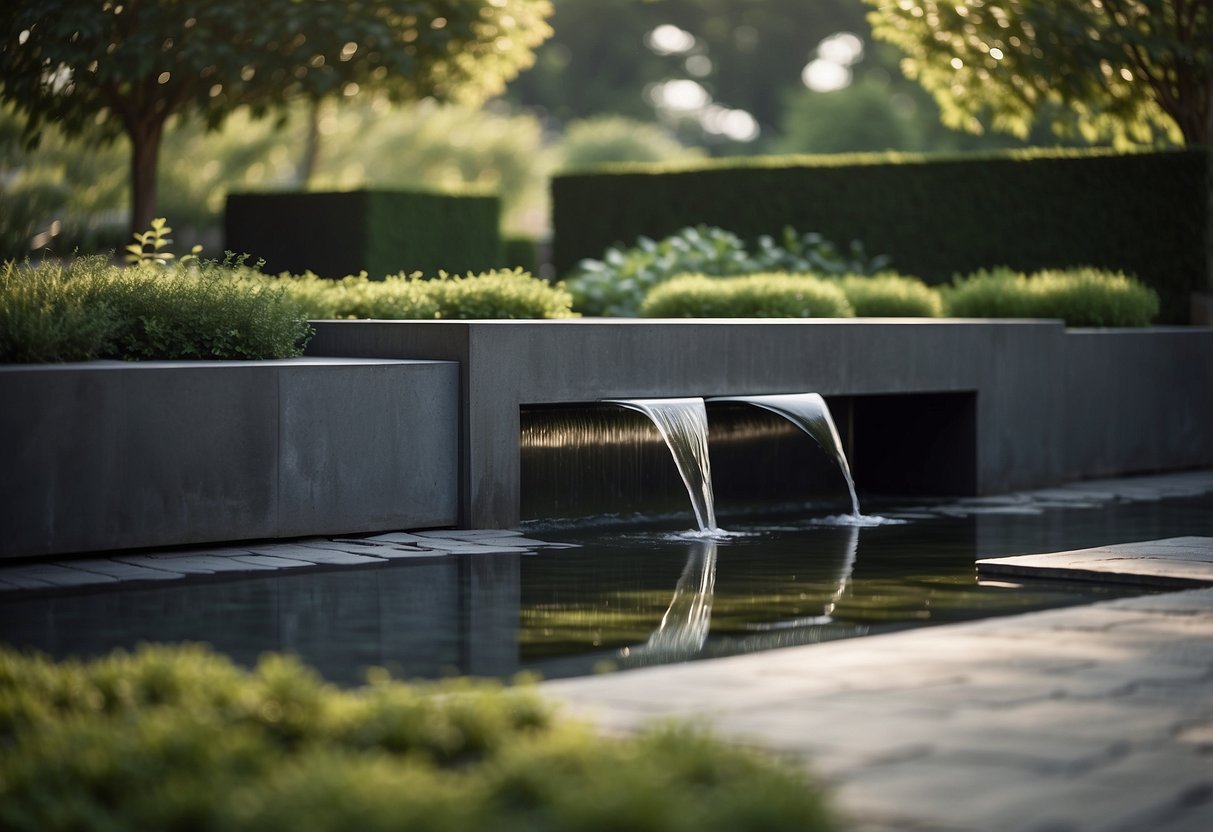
[
  {"xmin": 864, "ymin": 0, "xmax": 1212, "ymax": 147},
  {"xmin": 0, "ymin": 0, "xmax": 553, "ymax": 236}
]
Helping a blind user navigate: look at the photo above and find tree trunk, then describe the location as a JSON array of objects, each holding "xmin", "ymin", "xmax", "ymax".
[
  {"xmin": 297, "ymin": 98, "xmax": 324, "ymax": 188},
  {"xmin": 128, "ymin": 117, "xmax": 165, "ymax": 239}
]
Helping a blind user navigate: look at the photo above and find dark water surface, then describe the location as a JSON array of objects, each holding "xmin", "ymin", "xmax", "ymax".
[{"xmin": 2, "ymin": 488, "xmax": 1211, "ymax": 685}]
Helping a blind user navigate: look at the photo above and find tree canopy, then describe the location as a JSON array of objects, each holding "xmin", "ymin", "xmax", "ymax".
[
  {"xmin": 864, "ymin": 0, "xmax": 1212, "ymax": 147},
  {"xmin": 0, "ymin": 0, "xmax": 553, "ymax": 234}
]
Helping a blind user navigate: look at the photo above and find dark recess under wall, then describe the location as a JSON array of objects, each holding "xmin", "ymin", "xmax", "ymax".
[{"xmin": 519, "ymin": 393, "xmax": 977, "ymax": 522}]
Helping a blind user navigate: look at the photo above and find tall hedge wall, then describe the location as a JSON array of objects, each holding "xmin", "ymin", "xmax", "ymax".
[
  {"xmin": 551, "ymin": 149, "xmax": 1211, "ymax": 324},
  {"xmin": 226, "ymin": 189, "xmax": 501, "ymax": 279}
]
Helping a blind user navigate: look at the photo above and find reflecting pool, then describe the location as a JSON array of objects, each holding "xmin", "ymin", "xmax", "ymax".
[{"xmin": 1, "ymin": 480, "xmax": 1210, "ymax": 686}]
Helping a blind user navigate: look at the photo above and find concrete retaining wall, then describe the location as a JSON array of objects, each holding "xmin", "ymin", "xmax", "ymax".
[
  {"xmin": 0, "ymin": 357, "xmax": 459, "ymax": 560},
  {"xmin": 306, "ymin": 319, "xmax": 1213, "ymax": 528},
  {"xmin": 6, "ymin": 322, "xmax": 1209, "ymax": 558}
]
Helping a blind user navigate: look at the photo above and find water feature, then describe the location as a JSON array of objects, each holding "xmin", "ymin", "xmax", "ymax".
[
  {"xmin": 601, "ymin": 393, "xmax": 861, "ymax": 530},
  {"xmin": 711, "ymin": 394, "xmax": 860, "ymax": 517},
  {"xmin": 603, "ymin": 398, "xmax": 717, "ymax": 532},
  {"xmin": 2, "ymin": 483, "xmax": 1211, "ymax": 683}
]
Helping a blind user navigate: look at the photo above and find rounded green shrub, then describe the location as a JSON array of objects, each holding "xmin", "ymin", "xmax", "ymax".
[
  {"xmin": 0, "ymin": 645, "xmax": 837, "ymax": 832},
  {"xmin": 566, "ymin": 225, "xmax": 889, "ymax": 317},
  {"xmin": 943, "ymin": 267, "xmax": 1160, "ymax": 326},
  {"xmin": 833, "ymin": 273, "xmax": 943, "ymax": 317},
  {"xmin": 641, "ymin": 273, "xmax": 855, "ymax": 318}
]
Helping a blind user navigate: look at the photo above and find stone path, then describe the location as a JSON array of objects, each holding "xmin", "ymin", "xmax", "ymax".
[
  {"xmin": 0, "ymin": 530, "xmax": 576, "ymax": 592},
  {"xmin": 542, "ymin": 537, "xmax": 1213, "ymax": 832}
]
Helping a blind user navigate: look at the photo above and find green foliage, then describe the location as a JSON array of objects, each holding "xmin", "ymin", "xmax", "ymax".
[
  {"xmin": 641, "ymin": 273, "xmax": 855, "ymax": 318},
  {"xmin": 124, "ymin": 218, "xmax": 201, "ymax": 267},
  {"xmin": 280, "ymin": 270, "xmax": 576, "ymax": 320},
  {"xmin": 0, "ymin": 645, "xmax": 837, "ymax": 832},
  {"xmin": 864, "ymin": 0, "xmax": 1211, "ymax": 147},
  {"xmin": 502, "ymin": 237, "xmax": 540, "ymax": 274},
  {"xmin": 943, "ymin": 267, "xmax": 1160, "ymax": 327},
  {"xmin": 833, "ymin": 273, "xmax": 943, "ymax": 317},
  {"xmin": 303, "ymin": 99, "xmax": 552, "ymax": 237},
  {"xmin": 0, "ymin": 257, "xmax": 313, "ymax": 363},
  {"xmin": 0, "ymin": 0, "xmax": 554, "ymax": 233},
  {"xmin": 566, "ymin": 225, "xmax": 890, "ymax": 317},
  {"xmin": 558, "ymin": 116, "xmax": 706, "ymax": 171},
  {"xmin": 0, "ymin": 258, "xmax": 119, "ymax": 363},
  {"xmin": 550, "ymin": 149, "xmax": 1208, "ymax": 323},
  {"xmin": 424, "ymin": 270, "xmax": 577, "ymax": 319}
]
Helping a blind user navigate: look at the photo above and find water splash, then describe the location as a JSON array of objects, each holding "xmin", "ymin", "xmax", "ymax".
[
  {"xmin": 604, "ymin": 398, "xmax": 717, "ymax": 532},
  {"xmin": 711, "ymin": 393, "xmax": 860, "ymax": 517}
]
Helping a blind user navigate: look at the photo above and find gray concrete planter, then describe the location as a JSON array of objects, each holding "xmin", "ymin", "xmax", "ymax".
[
  {"xmin": 1, "ymin": 357, "xmax": 458, "ymax": 560},
  {"xmin": 4, "ymin": 321, "xmax": 1210, "ymax": 560},
  {"xmin": 307, "ymin": 319, "xmax": 1213, "ymax": 528}
]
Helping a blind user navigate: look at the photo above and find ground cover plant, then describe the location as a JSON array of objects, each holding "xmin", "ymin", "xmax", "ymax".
[
  {"xmin": 0, "ymin": 645, "xmax": 837, "ymax": 832},
  {"xmin": 565, "ymin": 225, "xmax": 891, "ymax": 317},
  {"xmin": 641, "ymin": 273, "xmax": 855, "ymax": 318},
  {"xmin": 0, "ymin": 255, "xmax": 313, "ymax": 363},
  {"xmin": 943, "ymin": 267, "xmax": 1160, "ymax": 327}
]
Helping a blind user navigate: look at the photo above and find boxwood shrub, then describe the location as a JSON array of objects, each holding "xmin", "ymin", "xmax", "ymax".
[
  {"xmin": 641, "ymin": 273, "xmax": 855, "ymax": 318},
  {"xmin": 0, "ymin": 256, "xmax": 314, "ymax": 363},
  {"xmin": 943, "ymin": 267, "xmax": 1160, "ymax": 327},
  {"xmin": 0, "ymin": 645, "xmax": 837, "ymax": 832}
]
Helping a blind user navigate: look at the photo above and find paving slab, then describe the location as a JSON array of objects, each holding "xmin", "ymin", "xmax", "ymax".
[
  {"xmin": 542, "ymin": 538, "xmax": 1213, "ymax": 832},
  {"xmin": 978, "ymin": 536, "xmax": 1213, "ymax": 587}
]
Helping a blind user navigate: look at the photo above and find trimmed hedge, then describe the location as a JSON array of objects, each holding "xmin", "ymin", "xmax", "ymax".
[
  {"xmin": 280, "ymin": 269, "xmax": 576, "ymax": 320},
  {"xmin": 0, "ymin": 645, "xmax": 837, "ymax": 832},
  {"xmin": 641, "ymin": 273, "xmax": 855, "ymax": 318},
  {"xmin": 944, "ymin": 267, "xmax": 1160, "ymax": 327},
  {"xmin": 551, "ymin": 149, "xmax": 1210, "ymax": 323},
  {"xmin": 225, "ymin": 190, "xmax": 502, "ymax": 280},
  {"xmin": 0, "ymin": 257, "xmax": 313, "ymax": 363}
]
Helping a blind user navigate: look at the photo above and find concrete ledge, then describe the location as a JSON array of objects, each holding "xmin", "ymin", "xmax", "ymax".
[
  {"xmin": 0, "ymin": 357, "xmax": 459, "ymax": 560},
  {"xmin": 978, "ymin": 536, "xmax": 1213, "ymax": 588},
  {"xmin": 307, "ymin": 319, "xmax": 1213, "ymax": 527}
]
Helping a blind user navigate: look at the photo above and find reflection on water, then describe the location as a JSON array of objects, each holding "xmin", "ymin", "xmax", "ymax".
[
  {"xmin": 637, "ymin": 540, "xmax": 717, "ymax": 660},
  {"xmin": 1, "ymin": 489, "xmax": 1211, "ymax": 685}
]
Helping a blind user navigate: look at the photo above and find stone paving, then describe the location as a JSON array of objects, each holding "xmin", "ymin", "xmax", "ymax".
[
  {"xmin": 542, "ymin": 536, "xmax": 1213, "ymax": 832},
  {"xmin": 0, "ymin": 530, "xmax": 576, "ymax": 592}
]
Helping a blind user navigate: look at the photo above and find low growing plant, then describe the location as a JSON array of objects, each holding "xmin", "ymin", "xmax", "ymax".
[
  {"xmin": 0, "ymin": 255, "xmax": 314, "ymax": 362},
  {"xmin": 0, "ymin": 256, "xmax": 120, "ymax": 362},
  {"xmin": 943, "ymin": 267, "xmax": 1160, "ymax": 327},
  {"xmin": 832, "ymin": 273, "xmax": 943, "ymax": 317},
  {"xmin": 641, "ymin": 273, "xmax": 855, "ymax": 318},
  {"xmin": 566, "ymin": 225, "xmax": 890, "ymax": 317},
  {"xmin": 279, "ymin": 268, "xmax": 576, "ymax": 320},
  {"xmin": 0, "ymin": 645, "xmax": 837, "ymax": 832}
]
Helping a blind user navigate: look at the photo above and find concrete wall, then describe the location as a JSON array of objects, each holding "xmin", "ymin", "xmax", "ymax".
[
  {"xmin": 307, "ymin": 319, "xmax": 1213, "ymax": 529},
  {"xmin": 1062, "ymin": 328, "xmax": 1213, "ymax": 480},
  {"xmin": 0, "ymin": 357, "xmax": 459, "ymax": 560}
]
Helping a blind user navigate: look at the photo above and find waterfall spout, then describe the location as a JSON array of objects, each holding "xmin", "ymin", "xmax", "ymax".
[
  {"xmin": 711, "ymin": 393, "xmax": 860, "ymax": 516},
  {"xmin": 604, "ymin": 398, "xmax": 717, "ymax": 532}
]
